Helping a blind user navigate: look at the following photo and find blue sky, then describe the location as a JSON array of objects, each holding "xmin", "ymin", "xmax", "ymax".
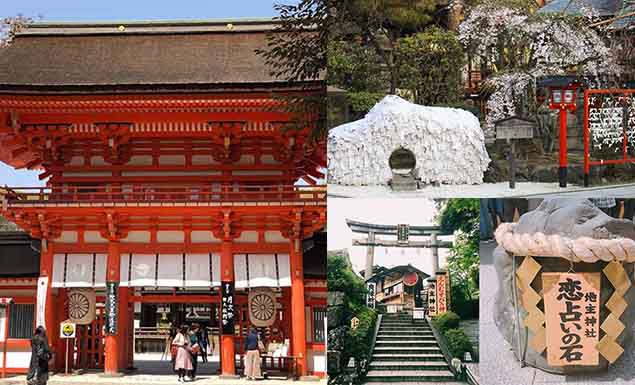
[
  {"xmin": 0, "ymin": 0, "xmax": 293, "ymax": 186},
  {"xmin": 2, "ymin": 0, "xmax": 290, "ymax": 21}
]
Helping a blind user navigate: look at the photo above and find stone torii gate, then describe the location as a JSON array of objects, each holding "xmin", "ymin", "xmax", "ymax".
[{"xmin": 346, "ymin": 219, "xmax": 453, "ymax": 280}]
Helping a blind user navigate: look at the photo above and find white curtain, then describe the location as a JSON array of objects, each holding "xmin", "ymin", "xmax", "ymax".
[
  {"xmin": 277, "ymin": 254, "xmax": 291, "ymax": 287},
  {"xmin": 94, "ymin": 254, "xmax": 107, "ymax": 287},
  {"xmin": 184, "ymin": 253, "xmax": 219, "ymax": 287},
  {"xmin": 234, "ymin": 254, "xmax": 249, "ymax": 289},
  {"xmin": 51, "ymin": 254, "xmax": 66, "ymax": 288},
  {"xmin": 157, "ymin": 254, "xmax": 183, "ymax": 287},
  {"xmin": 129, "ymin": 254, "xmax": 157, "ymax": 287},
  {"xmin": 234, "ymin": 254, "xmax": 292, "ymax": 288},
  {"xmin": 52, "ymin": 254, "xmax": 98, "ymax": 287},
  {"xmin": 249, "ymin": 254, "xmax": 278, "ymax": 287},
  {"xmin": 120, "ymin": 254, "xmax": 130, "ymax": 287}
]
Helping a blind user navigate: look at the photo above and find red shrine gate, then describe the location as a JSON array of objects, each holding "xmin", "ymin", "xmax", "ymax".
[{"xmin": 0, "ymin": 20, "xmax": 327, "ymax": 378}]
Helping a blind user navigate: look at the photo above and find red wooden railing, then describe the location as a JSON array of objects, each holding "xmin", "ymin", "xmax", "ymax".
[{"xmin": 1, "ymin": 185, "xmax": 326, "ymax": 205}]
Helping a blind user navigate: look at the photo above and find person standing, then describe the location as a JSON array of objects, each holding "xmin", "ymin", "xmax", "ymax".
[
  {"xmin": 27, "ymin": 326, "xmax": 51, "ymax": 385},
  {"xmin": 189, "ymin": 325, "xmax": 201, "ymax": 380},
  {"xmin": 198, "ymin": 326, "xmax": 209, "ymax": 363},
  {"xmin": 244, "ymin": 327, "xmax": 262, "ymax": 380},
  {"xmin": 172, "ymin": 325, "xmax": 193, "ymax": 382},
  {"xmin": 168, "ymin": 324, "xmax": 178, "ymax": 370}
]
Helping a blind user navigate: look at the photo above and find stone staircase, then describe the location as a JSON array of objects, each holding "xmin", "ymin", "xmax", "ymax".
[{"xmin": 364, "ymin": 312, "xmax": 457, "ymax": 383}]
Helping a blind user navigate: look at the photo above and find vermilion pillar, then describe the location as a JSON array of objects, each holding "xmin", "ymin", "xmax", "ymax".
[
  {"xmin": 559, "ymin": 110, "xmax": 568, "ymax": 188},
  {"xmin": 104, "ymin": 240, "xmax": 122, "ymax": 376},
  {"xmin": 290, "ymin": 237, "xmax": 308, "ymax": 377},
  {"xmin": 118, "ymin": 287, "xmax": 130, "ymax": 370},
  {"xmin": 220, "ymin": 240, "xmax": 237, "ymax": 378},
  {"xmin": 38, "ymin": 240, "xmax": 58, "ymax": 368}
]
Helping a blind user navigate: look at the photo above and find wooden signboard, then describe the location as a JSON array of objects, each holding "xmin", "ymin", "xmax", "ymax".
[
  {"xmin": 428, "ymin": 282, "xmax": 437, "ymax": 316},
  {"xmin": 543, "ymin": 272, "xmax": 601, "ymax": 366},
  {"xmin": 495, "ymin": 117, "xmax": 536, "ymax": 140},
  {"xmin": 367, "ymin": 282, "xmax": 376, "ymax": 309},
  {"xmin": 397, "ymin": 224, "xmax": 409, "ymax": 244},
  {"xmin": 436, "ymin": 273, "xmax": 448, "ymax": 314},
  {"xmin": 105, "ymin": 281, "xmax": 118, "ymax": 335},
  {"xmin": 221, "ymin": 281, "xmax": 235, "ymax": 335}
]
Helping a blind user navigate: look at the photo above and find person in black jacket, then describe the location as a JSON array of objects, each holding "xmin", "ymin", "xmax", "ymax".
[{"xmin": 27, "ymin": 325, "xmax": 51, "ymax": 385}]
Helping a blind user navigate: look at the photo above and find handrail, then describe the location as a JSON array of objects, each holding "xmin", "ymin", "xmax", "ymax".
[
  {"xmin": 369, "ymin": 313, "xmax": 382, "ymax": 358},
  {"xmin": 466, "ymin": 365, "xmax": 479, "ymax": 385},
  {"xmin": 1, "ymin": 185, "xmax": 326, "ymax": 205}
]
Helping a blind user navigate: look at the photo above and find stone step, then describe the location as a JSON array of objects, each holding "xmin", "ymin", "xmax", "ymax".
[
  {"xmin": 377, "ymin": 332, "xmax": 435, "ymax": 336},
  {"xmin": 380, "ymin": 326, "xmax": 432, "ymax": 331},
  {"xmin": 373, "ymin": 346, "xmax": 441, "ymax": 354},
  {"xmin": 371, "ymin": 353, "xmax": 446, "ymax": 362},
  {"xmin": 363, "ymin": 382, "xmax": 465, "ymax": 385},
  {"xmin": 377, "ymin": 334, "xmax": 436, "ymax": 341},
  {"xmin": 364, "ymin": 369, "xmax": 456, "ymax": 382},
  {"xmin": 375, "ymin": 340, "xmax": 439, "ymax": 347},
  {"xmin": 369, "ymin": 361, "xmax": 450, "ymax": 371},
  {"xmin": 380, "ymin": 322, "xmax": 429, "ymax": 326},
  {"xmin": 376, "ymin": 340, "xmax": 437, "ymax": 346},
  {"xmin": 380, "ymin": 322, "xmax": 430, "ymax": 326}
]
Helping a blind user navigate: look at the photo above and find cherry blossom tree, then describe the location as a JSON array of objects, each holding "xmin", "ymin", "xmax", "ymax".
[
  {"xmin": 1, "ymin": 15, "xmax": 32, "ymax": 47},
  {"xmin": 458, "ymin": 3, "xmax": 621, "ymax": 136}
]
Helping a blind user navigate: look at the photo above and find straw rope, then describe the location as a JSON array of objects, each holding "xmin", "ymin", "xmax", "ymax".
[{"xmin": 494, "ymin": 223, "xmax": 635, "ymax": 263}]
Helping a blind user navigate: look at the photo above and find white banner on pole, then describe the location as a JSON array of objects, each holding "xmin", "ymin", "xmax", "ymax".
[{"xmin": 36, "ymin": 277, "xmax": 48, "ymax": 328}]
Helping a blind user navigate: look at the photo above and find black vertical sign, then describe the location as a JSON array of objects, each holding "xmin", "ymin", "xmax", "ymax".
[
  {"xmin": 221, "ymin": 281, "xmax": 235, "ymax": 335},
  {"xmin": 105, "ymin": 281, "xmax": 119, "ymax": 335},
  {"xmin": 397, "ymin": 224, "xmax": 409, "ymax": 244},
  {"xmin": 366, "ymin": 282, "xmax": 376, "ymax": 309}
]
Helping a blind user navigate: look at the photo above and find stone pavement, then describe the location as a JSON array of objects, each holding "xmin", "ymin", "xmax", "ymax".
[
  {"xmin": 0, "ymin": 354, "xmax": 324, "ymax": 385},
  {"xmin": 0, "ymin": 373, "xmax": 325, "ymax": 385},
  {"xmin": 480, "ymin": 240, "xmax": 635, "ymax": 385}
]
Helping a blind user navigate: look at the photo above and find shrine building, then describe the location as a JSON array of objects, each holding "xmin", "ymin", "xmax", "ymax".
[{"xmin": 0, "ymin": 19, "xmax": 326, "ymax": 378}]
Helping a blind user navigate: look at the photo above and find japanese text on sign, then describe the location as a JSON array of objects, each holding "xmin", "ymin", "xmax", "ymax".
[
  {"xmin": 367, "ymin": 282, "xmax": 376, "ymax": 309},
  {"xmin": 104, "ymin": 281, "xmax": 119, "ymax": 335},
  {"xmin": 543, "ymin": 272, "xmax": 601, "ymax": 366},
  {"xmin": 221, "ymin": 281, "xmax": 235, "ymax": 335},
  {"xmin": 437, "ymin": 274, "xmax": 448, "ymax": 314},
  {"xmin": 428, "ymin": 282, "xmax": 437, "ymax": 316}
]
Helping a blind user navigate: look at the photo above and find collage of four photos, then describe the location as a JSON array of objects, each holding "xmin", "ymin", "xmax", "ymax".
[{"xmin": 1, "ymin": 1, "xmax": 635, "ymax": 385}]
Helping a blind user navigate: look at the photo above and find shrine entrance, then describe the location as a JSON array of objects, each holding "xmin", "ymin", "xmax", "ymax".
[{"xmin": 132, "ymin": 296, "xmax": 222, "ymax": 376}]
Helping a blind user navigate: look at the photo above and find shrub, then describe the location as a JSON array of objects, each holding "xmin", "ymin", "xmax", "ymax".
[
  {"xmin": 345, "ymin": 307, "xmax": 377, "ymax": 364},
  {"xmin": 432, "ymin": 311, "xmax": 460, "ymax": 331},
  {"xmin": 444, "ymin": 328, "xmax": 473, "ymax": 360}
]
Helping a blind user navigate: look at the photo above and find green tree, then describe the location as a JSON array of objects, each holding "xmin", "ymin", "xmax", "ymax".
[
  {"xmin": 395, "ymin": 27, "xmax": 465, "ymax": 106},
  {"xmin": 345, "ymin": 0, "xmax": 442, "ymax": 93},
  {"xmin": 436, "ymin": 198, "xmax": 480, "ymax": 236},
  {"xmin": 255, "ymin": 1, "xmax": 329, "ymax": 142},
  {"xmin": 327, "ymin": 251, "xmax": 377, "ymax": 380},
  {"xmin": 328, "ymin": 251, "xmax": 367, "ymax": 310},
  {"xmin": 436, "ymin": 199, "xmax": 480, "ymax": 318}
]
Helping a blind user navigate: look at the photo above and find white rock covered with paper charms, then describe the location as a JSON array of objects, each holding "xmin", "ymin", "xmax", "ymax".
[
  {"xmin": 327, "ymin": 95, "xmax": 491, "ymax": 186},
  {"xmin": 493, "ymin": 199, "xmax": 635, "ymax": 374}
]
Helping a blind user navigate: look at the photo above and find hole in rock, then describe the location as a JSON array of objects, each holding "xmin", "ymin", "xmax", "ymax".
[{"xmin": 389, "ymin": 148, "xmax": 416, "ymax": 175}]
